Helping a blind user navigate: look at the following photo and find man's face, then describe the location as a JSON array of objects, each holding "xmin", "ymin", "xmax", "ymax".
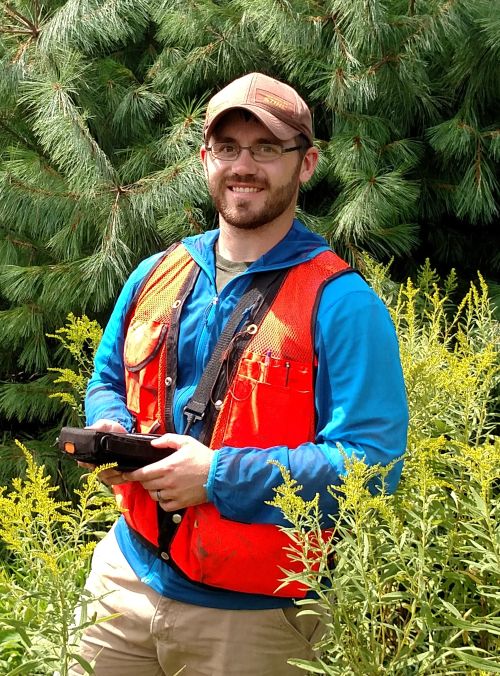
[{"xmin": 201, "ymin": 111, "xmax": 316, "ymax": 231}]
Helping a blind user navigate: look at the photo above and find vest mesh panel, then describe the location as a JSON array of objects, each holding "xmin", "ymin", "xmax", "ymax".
[
  {"xmin": 242, "ymin": 251, "xmax": 349, "ymax": 360},
  {"xmin": 133, "ymin": 246, "xmax": 195, "ymax": 322}
]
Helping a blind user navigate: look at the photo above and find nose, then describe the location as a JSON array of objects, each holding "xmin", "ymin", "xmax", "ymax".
[{"xmin": 231, "ymin": 147, "xmax": 258, "ymax": 175}]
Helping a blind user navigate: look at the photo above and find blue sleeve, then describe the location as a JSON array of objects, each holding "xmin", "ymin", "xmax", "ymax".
[
  {"xmin": 207, "ymin": 273, "xmax": 408, "ymax": 526},
  {"xmin": 85, "ymin": 253, "xmax": 164, "ymax": 430}
]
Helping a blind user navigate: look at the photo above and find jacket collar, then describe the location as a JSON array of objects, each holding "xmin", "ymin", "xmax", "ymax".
[{"xmin": 182, "ymin": 219, "xmax": 330, "ymax": 277}]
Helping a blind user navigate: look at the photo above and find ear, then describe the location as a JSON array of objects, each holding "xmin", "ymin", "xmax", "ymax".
[
  {"xmin": 200, "ymin": 145, "xmax": 209, "ymax": 178},
  {"xmin": 298, "ymin": 146, "xmax": 319, "ymax": 184}
]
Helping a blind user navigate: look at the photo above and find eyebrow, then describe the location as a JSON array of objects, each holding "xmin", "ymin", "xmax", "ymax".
[{"xmin": 212, "ymin": 136, "xmax": 280, "ymax": 144}]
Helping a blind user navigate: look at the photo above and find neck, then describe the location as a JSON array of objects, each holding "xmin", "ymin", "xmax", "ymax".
[{"xmin": 217, "ymin": 210, "xmax": 296, "ymax": 263}]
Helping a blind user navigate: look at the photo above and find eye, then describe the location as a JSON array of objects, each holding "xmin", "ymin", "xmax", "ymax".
[
  {"xmin": 254, "ymin": 143, "xmax": 281, "ymax": 156},
  {"xmin": 213, "ymin": 142, "xmax": 238, "ymax": 155}
]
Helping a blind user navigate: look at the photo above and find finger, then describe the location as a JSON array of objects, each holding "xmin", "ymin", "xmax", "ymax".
[
  {"xmin": 105, "ymin": 475, "xmax": 128, "ymax": 486},
  {"xmin": 158, "ymin": 498, "xmax": 181, "ymax": 512},
  {"xmin": 99, "ymin": 469, "xmax": 123, "ymax": 479},
  {"xmin": 97, "ymin": 468, "xmax": 126, "ymax": 485},
  {"xmin": 149, "ymin": 488, "xmax": 174, "ymax": 502},
  {"xmin": 122, "ymin": 452, "xmax": 177, "ymax": 481},
  {"xmin": 141, "ymin": 479, "xmax": 169, "ymax": 493},
  {"xmin": 99, "ymin": 474, "xmax": 127, "ymax": 486},
  {"xmin": 122, "ymin": 463, "xmax": 164, "ymax": 482},
  {"xmin": 150, "ymin": 433, "xmax": 190, "ymax": 449},
  {"xmin": 86, "ymin": 419, "xmax": 128, "ymax": 434}
]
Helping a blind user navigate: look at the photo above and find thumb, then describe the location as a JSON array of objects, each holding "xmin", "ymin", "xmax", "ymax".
[
  {"xmin": 87, "ymin": 419, "xmax": 128, "ymax": 434},
  {"xmin": 151, "ymin": 433, "xmax": 189, "ymax": 449}
]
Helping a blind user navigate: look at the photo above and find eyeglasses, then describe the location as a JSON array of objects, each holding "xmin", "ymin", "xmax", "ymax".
[{"xmin": 205, "ymin": 142, "xmax": 305, "ymax": 163}]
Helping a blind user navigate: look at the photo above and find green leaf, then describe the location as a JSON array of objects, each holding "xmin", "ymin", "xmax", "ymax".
[
  {"xmin": 450, "ymin": 648, "xmax": 500, "ymax": 672},
  {"xmin": 287, "ymin": 658, "xmax": 326, "ymax": 673},
  {"xmin": 5, "ymin": 662, "xmax": 42, "ymax": 676},
  {"xmin": 68, "ymin": 652, "xmax": 95, "ymax": 674}
]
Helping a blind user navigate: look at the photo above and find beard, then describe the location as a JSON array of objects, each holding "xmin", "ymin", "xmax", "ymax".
[{"xmin": 208, "ymin": 164, "xmax": 301, "ymax": 230}]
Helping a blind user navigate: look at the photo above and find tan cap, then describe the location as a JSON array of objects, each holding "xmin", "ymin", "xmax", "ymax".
[{"xmin": 203, "ymin": 72, "xmax": 313, "ymax": 145}]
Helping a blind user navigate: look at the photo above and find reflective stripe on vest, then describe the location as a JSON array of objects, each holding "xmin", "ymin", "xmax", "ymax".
[{"xmin": 117, "ymin": 245, "xmax": 351, "ymax": 596}]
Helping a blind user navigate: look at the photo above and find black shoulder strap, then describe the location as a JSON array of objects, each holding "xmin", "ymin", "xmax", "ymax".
[
  {"xmin": 182, "ymin": 268, "xmax": 288, "ymax": 437},
  {"xmin": 164, "ymin": 262, "xmax": 201, "ymax": 432}
]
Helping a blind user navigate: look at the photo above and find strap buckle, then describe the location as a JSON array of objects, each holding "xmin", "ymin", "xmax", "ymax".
[{"xmin": 182, "ymin": 400, "xmax": 206, "ymax": 434}]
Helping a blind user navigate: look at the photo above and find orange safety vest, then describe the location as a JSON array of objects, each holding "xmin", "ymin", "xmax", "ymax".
[{"xmin": 117, "ymin": 244, "xmax": 351, "ymax": 597}]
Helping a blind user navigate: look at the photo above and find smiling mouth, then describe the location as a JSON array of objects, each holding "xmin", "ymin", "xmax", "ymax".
[{"xmin": 229, "ymin": 186, "xmax": 262, "ymax": 193}]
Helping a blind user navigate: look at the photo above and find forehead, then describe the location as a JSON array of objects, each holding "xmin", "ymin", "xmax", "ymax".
[{"xmin": 210, "ymin": 110, "xmax": 281, "ymax": 142}]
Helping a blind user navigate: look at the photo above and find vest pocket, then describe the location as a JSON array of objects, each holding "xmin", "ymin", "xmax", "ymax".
[
  {"xmin": 221, "ymin": 351, "xmax": 315, "ymax": 449},
  {"xmin": 124, "ymin": 320, "xmax": 168, "ymax": 420}
]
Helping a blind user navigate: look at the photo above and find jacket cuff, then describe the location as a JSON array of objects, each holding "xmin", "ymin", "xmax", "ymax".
[{"xmin": 204, "ymin": 449, "xmax": 219, "ymax": 502}]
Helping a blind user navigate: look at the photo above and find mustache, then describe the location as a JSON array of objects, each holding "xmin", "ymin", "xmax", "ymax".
[{"xmin": 224, "ymin": 175, "xmax": 269, "ymax": 189}]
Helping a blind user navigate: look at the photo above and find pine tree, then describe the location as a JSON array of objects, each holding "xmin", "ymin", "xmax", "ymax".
[{"xmin": 0, "ymin": 0, "xmax": 498, "ymax": 459}]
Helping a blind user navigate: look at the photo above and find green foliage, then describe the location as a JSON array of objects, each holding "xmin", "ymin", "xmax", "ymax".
[
  {"xmin": 0, "ymin": 0, "xmax": 498, "ymax": 437},
  {"xmin": 47, "ymin": 312, "xmax": 103, "ymax": 423},
  {"xmin": 0, "ymin": 313, "xmax": 102, "ymax": 498},
  {"xmin": 0, "ymin": 2, "xmax": 498, "ymax": 662},
  {"xmin": 0, "ymin": 441, "xmax": 119, "ymax": 675},
  {"xmin": 270, "ymin": 265, "xmax": 500, "ymax": 674}
]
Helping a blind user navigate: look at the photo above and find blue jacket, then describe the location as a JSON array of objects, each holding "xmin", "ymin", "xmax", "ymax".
[{"xmin": 86, "ymin": 219, "xmax": 408, "ymax": 609}]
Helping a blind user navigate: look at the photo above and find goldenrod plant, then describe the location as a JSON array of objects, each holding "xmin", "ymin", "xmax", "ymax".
[
  {"xmin": 0, "ymin": 442, "xmax": 119, "ymax": 675},
  {"xmin": 270, "ymin": 265, "xmax": 499, "ymax": 675},
  {"xmin": 1, "ymin": 0, "xmax": 499, "ymax": 448},
  {"xmin": 47, "ymin": 313, "xmax": 103, "ymax": 424},
  {"xmin": 0, "ymin": 313, "xmax": 102, "ymax": 500},
  {"xmin": 0, "ymin": 265, "xmax": 498, "ymax": 673}
]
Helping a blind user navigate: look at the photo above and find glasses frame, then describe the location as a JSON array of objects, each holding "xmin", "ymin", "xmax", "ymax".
[{"xmin": 205, "ymin": 142, "xmax": 306, "ymax": 163}]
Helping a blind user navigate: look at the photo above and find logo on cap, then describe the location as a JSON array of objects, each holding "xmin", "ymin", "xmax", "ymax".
[{"xmin": 255, "ymin": 89, "xmax": 296, "ymax": 115}]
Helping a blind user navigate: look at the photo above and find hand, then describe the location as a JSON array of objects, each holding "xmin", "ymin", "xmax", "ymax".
[
  {"xmin": 78, "ymin": 419, "xmax": 129, "ymax": 486},
  {"xmin": 122, "ymin": 434, "xmax": 214, "ymax": 511}
]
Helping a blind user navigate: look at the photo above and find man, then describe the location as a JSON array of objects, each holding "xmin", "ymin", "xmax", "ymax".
[{"xmin": 73, "ymin": 72, "xmax": 408, "ymax": 675}]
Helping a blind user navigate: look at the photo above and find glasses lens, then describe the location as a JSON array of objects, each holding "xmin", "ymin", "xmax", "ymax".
[
  {"xmin": 210, "ymin": 142, "xmax": 286, "ymax": 161},
  {"xmin": 252, "ymin": 144, "xmax": 283, "ymax": 161},
  {"xmin": 211, "ymin": 143, "xmax": 238, "ymax": 160}
]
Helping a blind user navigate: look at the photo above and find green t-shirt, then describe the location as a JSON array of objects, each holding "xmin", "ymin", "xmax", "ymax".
[{"xmin": 215, "ymin": 249, "xmax": 252, "ymax": 294}]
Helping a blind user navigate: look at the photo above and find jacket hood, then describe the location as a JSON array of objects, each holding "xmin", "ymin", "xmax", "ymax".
[{"xmin": 182, "ymin": 219, "xmax": 331, "ymax": 277}]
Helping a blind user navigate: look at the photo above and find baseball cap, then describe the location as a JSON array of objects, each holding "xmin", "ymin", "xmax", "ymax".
[{"xmin": 203, "ymin": 72, "xmax": 313, "ymax": 146}]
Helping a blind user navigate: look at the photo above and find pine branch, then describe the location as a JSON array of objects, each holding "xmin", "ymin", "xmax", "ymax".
[
  {"xmin": 0, "ymin": 117, "xmax": 39, "ymax": 152},
  {"xmin": 111, "ymin": 84, "xmax": 165, "ymax": 139},
  {"xmin": 0, "ymin": 0, "xmax": 498, "ymax": 436},
  {"xmin": 127, "ymin": 154, "xmax": 207, "ymax": 217},
  {"xmin": 332, "ymin": 168, "xmax": 420, "ymax": 245},
  {"xmin": 38, "ymin": 0, "xmax": 150, "ymax": 55},
  {"xmin": 455, "ymin": 155, "xmax": 499, "ymax": 224},
  {"xmin": 19, "ymin": 49, "xmax": 117, "ymax": 190},
  {"xmin": 0, "ymin": 376, "xmax": 65, "ymax": 423},
  {"xmin": 0, "ymin": 313, "xmax": 51, "ymax": 369},
  {"xmin": 2, "ymin": 3, "xmax": 40, "ymax": 37}
]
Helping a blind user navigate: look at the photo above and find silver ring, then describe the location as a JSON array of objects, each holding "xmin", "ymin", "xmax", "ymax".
[{"xmin": 156, "ymin": 489, "xmax": 162, "ymax": 502}]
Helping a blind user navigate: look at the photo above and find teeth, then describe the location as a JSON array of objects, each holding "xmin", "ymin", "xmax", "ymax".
[{"xmin": 231, "ymin": 187, "xmax": 260, "ymax": 193}]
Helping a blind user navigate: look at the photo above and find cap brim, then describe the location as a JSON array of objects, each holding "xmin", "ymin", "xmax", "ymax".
[{"xmin": 204, "ymin": 105, "xmax": 302, "ymax": 144}]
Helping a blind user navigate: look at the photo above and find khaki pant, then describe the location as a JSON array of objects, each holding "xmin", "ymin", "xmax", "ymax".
[{"xmin": 69, "ymin": 528, "xmax": 323, "ymax": 676}]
